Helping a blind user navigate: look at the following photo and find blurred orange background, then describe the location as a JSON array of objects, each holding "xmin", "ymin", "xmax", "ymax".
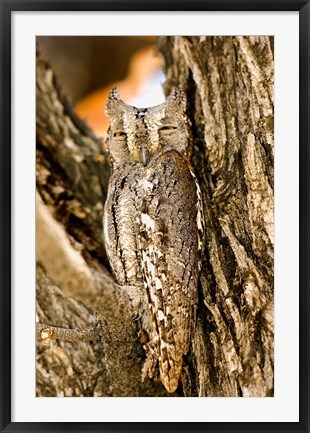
[{"xmin": 37, "ymin": 36, "xmax": 165, "ymax": 140}]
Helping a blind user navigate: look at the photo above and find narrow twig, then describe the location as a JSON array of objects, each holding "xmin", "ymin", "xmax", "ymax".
[{"xmin": 36, "ymin": 322, "xmax": 100, "ymax": 344}]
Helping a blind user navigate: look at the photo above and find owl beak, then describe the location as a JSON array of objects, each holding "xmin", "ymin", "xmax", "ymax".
[{"xmin": 140, "ymin": 145, "xmax": 149, "ymax": 166}]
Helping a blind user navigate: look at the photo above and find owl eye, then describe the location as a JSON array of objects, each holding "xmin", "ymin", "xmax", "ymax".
[
  {"xmin": 114, "ymin": 131, "xmax": 127, "ymax": 138},
  {"xmin": 160, "ymin": 126, "xmax": 177, "ymax": 131}
]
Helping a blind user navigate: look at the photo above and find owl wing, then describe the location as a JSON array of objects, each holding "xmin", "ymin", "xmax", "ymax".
[
  {"xmin": 103, "ymin": 163, "xmax": 144, "ymax": 287},
  {"xmin": 139, "ymin": 149, "xmax": 202, "ymax": 393}
]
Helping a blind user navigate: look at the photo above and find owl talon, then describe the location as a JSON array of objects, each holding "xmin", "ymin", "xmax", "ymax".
[{"xmin": 132, "ymin": 313, "xmax": 141, "ymax": 322}]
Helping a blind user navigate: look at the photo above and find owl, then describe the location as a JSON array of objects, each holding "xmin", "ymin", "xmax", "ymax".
[{"xmin": 103, "ymin": 87, "xmax": 204, "ymax": 393}]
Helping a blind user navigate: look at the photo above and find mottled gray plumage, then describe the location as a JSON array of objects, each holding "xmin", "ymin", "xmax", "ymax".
[{"xmin": 103, "ymin": 88, "xmax": 204, "ymax": 393}]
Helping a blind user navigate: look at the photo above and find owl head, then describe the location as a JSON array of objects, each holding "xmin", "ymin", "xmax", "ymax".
[{"xmin": 105, "ymin": 87, "xmax": 192, "ymax": 166}]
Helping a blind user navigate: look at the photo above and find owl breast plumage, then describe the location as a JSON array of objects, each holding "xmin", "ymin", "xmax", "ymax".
[{"xmin": 103, "ymin": 88, "xmax": 204, "ymax": 393}]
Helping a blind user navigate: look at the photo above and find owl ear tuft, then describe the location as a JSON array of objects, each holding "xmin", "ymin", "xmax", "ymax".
[
  {"xmin": 109, "ymin": 87, "xmax": 120, "ymax": 100},
  {"xmin": 166, "ymin": 87, "xmax": 187, "ymax": 113},
  {"xmin": 105, "ymin": 87, "xmax": 123, "ymax": 117}
]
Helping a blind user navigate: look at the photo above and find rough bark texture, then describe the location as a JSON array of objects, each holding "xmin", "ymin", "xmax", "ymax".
[{"xmin": 36, "ymin": 36, "xmax": 274, "ymax": 397}]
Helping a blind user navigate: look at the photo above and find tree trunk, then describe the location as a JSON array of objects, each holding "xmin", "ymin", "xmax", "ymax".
[{"xmin": 36, "ymin": 36, "xmax": 274, "ymax": 397}]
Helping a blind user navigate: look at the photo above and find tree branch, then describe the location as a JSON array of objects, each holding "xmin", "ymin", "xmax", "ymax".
[{"xmin": 36, "ymin": 322, "xmax": 100, "ymax": 344}]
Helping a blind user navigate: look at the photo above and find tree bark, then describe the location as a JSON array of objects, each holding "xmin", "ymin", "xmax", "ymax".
[{"xmin": 36, "ymin": 36, "xmax": 274, "ymax": 397}]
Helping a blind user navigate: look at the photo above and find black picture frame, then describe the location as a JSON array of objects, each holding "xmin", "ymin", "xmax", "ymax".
[{"xmin": 1, "ymin": 1, "xmax": 309, "ymax": 432}]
